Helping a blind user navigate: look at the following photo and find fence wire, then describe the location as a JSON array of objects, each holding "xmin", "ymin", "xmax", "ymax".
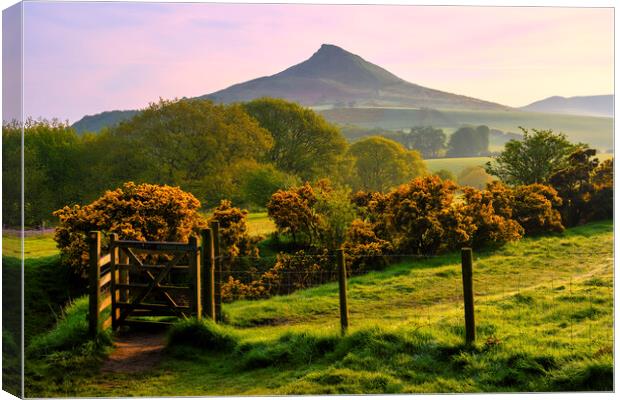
[{"xmin": 212, "ymin": 248, "xmax": 613, "ymax": 355}]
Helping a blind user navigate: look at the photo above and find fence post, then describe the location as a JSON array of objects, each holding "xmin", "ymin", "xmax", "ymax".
[
  {"xmin": 88, "ymin": 231, "xmax": 101, "ymax": 337},
  {"xmin": 461, "ymin": 247, "xmax": 475, "ymax": 345},
  {"xmin": 110, "ymin": 233, "xmax": 119, "ymax": 330},
  {"xmin": 189, "ymin": 236, "xmax": 202, "ymax": 320},
  {"xmin": 201, "ymin": 228, "xmax": 216, "ymax": 321},
  {"xmin": 210, "ymin": 221, "xmax": 222, "ymax": 323},
  {"xmin": 337, "ymin": 249, "xmax": 349, "ymax": 335}
]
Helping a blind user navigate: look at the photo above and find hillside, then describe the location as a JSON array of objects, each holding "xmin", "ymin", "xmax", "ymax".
[
  {"xmin": 72, "ymin": 109, "xmax": 138, "ymax": 134},
  {"xmin": 26, "ymin": 221, "xmax": 613, "ymax": 396},
  {"xmin": 203, "ymin": 44, "xmax": 509, "ymax": 111},
  {"xmin": 520, "ymin": 95, "xmax": 613, "ymax": 117},
  {"xmin": 71, "ymin": 44, "xmax": 509, "ymax": 133}
]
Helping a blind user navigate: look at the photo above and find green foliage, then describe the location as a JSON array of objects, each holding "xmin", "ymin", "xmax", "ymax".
[
  {"xmin": 549, "ymin": 149, "xmax": 613, "ymax": 227},
  {"xmin": 2, "ymin": 119, "xmax": 86, "ymax": 227},
  {"xmin": 167, "ymin": 318, "xmax": 238, "ymax": 351},
  {"xmin": 238, "ymin": 163, "xmax": 300, "ymax": 209},
  {"xmin": 485, "ymin": 128, "xmax": 578, "ymax": 185},
  {"xmin": 110, "ymin": 98, "xmax": 274, "ymax": 203},
  {"xmin": 458, "ymin": 166, "xmax": 494, "ymax": 189},
  {"xmin": 243, "ymin": 98, "xmax": 348, "ymax": 181},
  {"xmin": 447, "ymin": 125, "xmax": 489, "ymax": 157},
  {"xmin": 53, "ymin": 182, "xmax": 205, "ymax": 276},
  {"xmin": 387, "ymin": 126, "xmax": 446, "ymax": 158},
  {"xmin": 347, "ymin": 136, "xmax": 427, "ymax": 192}
]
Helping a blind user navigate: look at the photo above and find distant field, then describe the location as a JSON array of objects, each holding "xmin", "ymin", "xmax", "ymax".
[
  {"xmin": 321, "ymin": 107, "xmax": 614, "ymax": 151},
  {"xmin": 246, "ymin": 212, "xmax": 276, "ymax": 237},
  {"xmin": 2, "ymin": 213, "xmax": 276, "ymax": 260},
  {"xmin": 427, "ymin": 153, "xmax": 613, "ymax": 177},
  {"xmin": 2, "ymin": 232, "xmax": 58, "ymax": 259}
]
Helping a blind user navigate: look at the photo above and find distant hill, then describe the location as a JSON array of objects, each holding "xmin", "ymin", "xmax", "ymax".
[
  {"xmin": 72, "ymin": 110, "xmax": 138, "ymax": 134},
  {"xmin": 72, "ymin": 44, "xmax": 510, "ymax": 132},
  {"xmin": 202, "ymin": 44, "xmax": 510, "ymax": 111},
  {"xmin": 519, "ymin": 95, "xmax": 613, "ymax": 117}
]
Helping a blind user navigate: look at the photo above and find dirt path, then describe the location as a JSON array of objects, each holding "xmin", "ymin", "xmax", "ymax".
[{"xmin": 100, "ymin": 331, "xmax": 167, "ymax": 374}]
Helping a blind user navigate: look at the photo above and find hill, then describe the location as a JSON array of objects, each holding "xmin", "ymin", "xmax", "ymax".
[
  {"xmin": 202, "ymin": 44, "xmax": 509, "ymax": 111},
  {"xmin": 520, "ymin": 95, "xmax": 613, "ymax": 117},
  {"xmin": 72, "ymin": 109, "xmax": 138, "ymax": 133},
  {"xmin": 72, "ymin": 44, "xmax": 510, "ymax": 132}
]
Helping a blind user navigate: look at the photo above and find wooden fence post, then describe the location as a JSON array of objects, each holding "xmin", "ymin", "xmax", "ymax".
[
  {"xmin": 337, "ymin": 249, "xmax": 349, "ymax": 335},
  {"xmin": 461, "ymin": 247, "xmax": 475, "ymax": 345},
  {"xmin": 118, "ymin": 247, "xmax": 129, "ymax": 303},
  {"xmin": 201, "ymin": 228, "xmax": 216, "ymax": 321},
  {"xmin": 210, "ymin": 221, "xmax": 222, "ymax": 323},
  {"xmin": 110, "ymin": 233, "xmax": 119, "ymax": 330},
  {"xmin": 88, "ymin": 231, "xmax": 101, "ymax": 337},
  {"xmin": 189, "ymin": 236, "xmax": 202, "ymax": 319}
]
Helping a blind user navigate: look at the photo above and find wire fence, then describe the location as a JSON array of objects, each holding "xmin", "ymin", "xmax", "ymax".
[{"xmin": 210, "ymin": 248, "xmax": 613, "ymax": 353}]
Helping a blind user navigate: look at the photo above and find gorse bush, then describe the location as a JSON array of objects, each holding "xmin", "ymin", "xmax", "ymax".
[
  {"xmin": 53, "ymin": 182, "xmax": 205, "ymax": 276},
  {"xmin": 208, "ymin": 200, "xmax": 259, "ymax": 258},
  {"xmin": 381, "ymin": 176, "xmax": 472, "ymax": 254}
]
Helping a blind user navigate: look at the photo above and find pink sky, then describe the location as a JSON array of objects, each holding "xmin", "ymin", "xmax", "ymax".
[{"xmin": 16, "ymin": 2, "xmax": 614, "ymax": 123}]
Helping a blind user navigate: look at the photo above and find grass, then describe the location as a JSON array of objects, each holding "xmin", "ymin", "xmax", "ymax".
[
  {"xmin": 1, "ymin": 212, "xmax": 276, "ymax": 261},
  {"xmin": 24, "ymin": 220, "xmax": 613, "ymax": 396},
  {"xmin": 426, "ymin": 154, "xmax": 613, "ymax": 177},
  {"xmin": 246, "ymin": 212, "xmax": 276, "ymax": 237},
  {"xmin": 2, "ymin": 231, "xmax": 58, "ymax": 258}
]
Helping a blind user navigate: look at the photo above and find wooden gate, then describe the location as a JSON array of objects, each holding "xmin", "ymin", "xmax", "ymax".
[{"xmin": 89, "ymin": 231, "xmax": 205, "ymax": 334}]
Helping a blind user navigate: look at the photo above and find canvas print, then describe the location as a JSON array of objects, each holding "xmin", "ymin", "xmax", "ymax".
[{"xmin": 1, "ymin": 1, "xmax": 614, "ymax": 397}]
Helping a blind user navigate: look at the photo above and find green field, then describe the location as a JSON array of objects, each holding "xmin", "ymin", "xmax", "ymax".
[
  {"xmin": 321, "ymin": 108, "xmax": 614, "ymax": 151},
  {"xmin": 2, "ymin": 232, "xmax": 58, "ymax": 259},
  {"xmin": 1, "ymin": 213, "xmax": 276, "ymax": 260},
  {"xmin": 426, "ymin": 153, "xmax": 614, "ymax": 177},
  {"xmin": 25, "ymin": 221, "xmax": 613, "ymax": 396}
]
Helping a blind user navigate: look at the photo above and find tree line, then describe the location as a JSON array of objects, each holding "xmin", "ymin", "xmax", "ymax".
[{"xmin": 3, "ymin": 98, "xmax": 428, "ymax": 227}]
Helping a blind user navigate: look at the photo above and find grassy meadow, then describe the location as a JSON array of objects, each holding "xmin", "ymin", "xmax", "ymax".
[
  {"xmin": 24, "ymin": 220, "xmax": 613, "ymax": 396},
  {"xmin": 426, "ymin": 153, "xmax": 614, "ymax": 177}
]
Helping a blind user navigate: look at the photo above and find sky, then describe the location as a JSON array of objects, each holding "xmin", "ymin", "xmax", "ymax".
[{"xmin": 5, "ymin": 1, "xmax": 615, "ymax": 123}]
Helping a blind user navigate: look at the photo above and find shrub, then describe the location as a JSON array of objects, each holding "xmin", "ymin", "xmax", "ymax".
[
  {"xmin": 461, "ymin": 187, "xmax": 524, "ymax": 248},
  {"xmin": 549, "ymin": 149, "xmax": 613, "ymax": 226},
  {"xmin": 343, "ymin": 220, "xmax": 392, "ymax": 273},
  {"xmin": 267, "ymin": 180, "xmax": 355, "ymax": 249},
  {"xmin": 382, "ymin": 176, "xmax": 474, "ymax": 254},
  {"xmin": 53, "ymin": 182, "xmax": 205, "ymax": 277},
  {"xmin": 207, "ymin": 200, "xmax": 259, "ymax": 258},
  {"xmin": 238, "ymin": 163, "xmax": 300, "ymax": 209},
  {"xmin": 267, "ymin": 182, "xmax": 321, "ymax": 245},
  {"xmin": 511, "ymin": 184, "xmax": 564, "ymax": 234}
]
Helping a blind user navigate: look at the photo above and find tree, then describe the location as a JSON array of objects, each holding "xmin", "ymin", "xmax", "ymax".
[
  {"xmin": 347, "ymin": 136, "xmax": 427, "ymax": 192},
  {"xmin": 485, "ymin": 128, "xmax": 578, "ymax": 185},
  {"xmin": 447, "ymin": 126, "xmax": 489, "ymax": 157},
  {"xmin": 397, "ymin": 126, "xmax": 446, "ymax": 158},
  {"xmin": 243, "ymin": 98, "xmax": 348, "ymax": 181},
  {"xmin": 3, "ymin": 119, "xmax": 86, "ymax": 227},
  {"xmin": 238, "ymin": 163, "xmax": 300, "ymax": 209},
  {"xmin": 110, "ymin": 98, "xmax": 273, "ymax": 202}
]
